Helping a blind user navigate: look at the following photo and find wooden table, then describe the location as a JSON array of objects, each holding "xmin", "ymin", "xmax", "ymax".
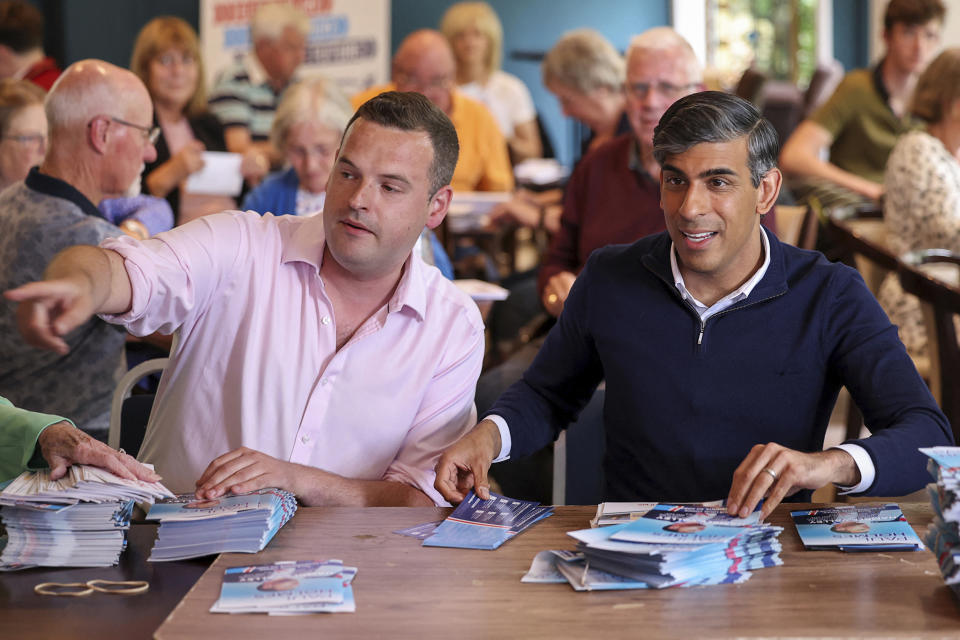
[
  {"xmin": 154, "ymin": 504, "xmax": 959, "ymax": 639},
  {"xmin": 0, "ymin": 524, "xmax": 210, "ymax": 639}
]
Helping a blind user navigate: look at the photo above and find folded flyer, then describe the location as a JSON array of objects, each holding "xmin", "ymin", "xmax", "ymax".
[
  {"xmin": 210, "ymin": 559, "xmax": 357, "ymax": 614},
  {"xmin": 421, "ymin": 490, "xmax": 553, "ymax": 550},
  {"xmin": 791, "ymin": 503, "xmax": 923, "ymax": 551}
]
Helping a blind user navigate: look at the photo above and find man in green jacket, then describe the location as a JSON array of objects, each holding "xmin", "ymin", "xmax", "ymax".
[{"xmin": 0, "ymin": 396, "xmax": 159, "ymax": 484}]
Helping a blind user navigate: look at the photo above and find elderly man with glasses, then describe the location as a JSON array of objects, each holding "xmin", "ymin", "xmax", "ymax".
[
  {"xmin": 0, "ymin": 59, "xmax": 158, "ymax": 442},
  {"xmin": 352, "ymin": 29, "xmax": 513, "ymax": 193}
]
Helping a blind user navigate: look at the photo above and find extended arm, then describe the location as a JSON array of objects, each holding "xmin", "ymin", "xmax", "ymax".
[
  {"xmin": 3, "ymin": 245, "xmax": 132, "ymax": 354},
  {"xmin": 780, "ymin": 120, "xmax": 883, "ymax": 201},
  {"xmin": 194, "ymin": 447, "xmax": 433, "ymax": 506}
]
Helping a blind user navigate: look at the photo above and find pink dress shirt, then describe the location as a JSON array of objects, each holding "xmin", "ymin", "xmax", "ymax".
[{"xmin": 101, "ymin": 211, "xmax": 484, "ymax": 503}]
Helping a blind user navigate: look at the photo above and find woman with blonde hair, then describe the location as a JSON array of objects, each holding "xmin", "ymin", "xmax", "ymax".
[
  {"xmin": 440, "ymin": 2, "xmax": 541, "ymax": 162},
  {"xmin": 879, "ymin": 48, "xmax": 960, "ymax": 361},
  {"xmin": 0, "ymin": 78, "xmax": 46, "ymax": 192},
  {"xmin": 242, "ymin": 78, "xmax": 350, "ymax": 217},
  {"xmin": 131, "ymin": 16, "xmax": 265, "ymax": 225}
]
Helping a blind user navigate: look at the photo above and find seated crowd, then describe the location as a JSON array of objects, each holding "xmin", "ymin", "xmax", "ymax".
[{"xmin": 0, "ymin": 0, "xmax": 955, "ymax": 523}]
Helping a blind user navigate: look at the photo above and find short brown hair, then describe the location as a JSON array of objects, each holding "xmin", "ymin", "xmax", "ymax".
[
  {"xmin": 130, "ymin": 16, "xmax": 206, "ymax": 116},
  {"xmin": 884, "ymin": 0, "xmax": 945, "ymax": 31},
  {"xmin": 0, "ymin": 0, "xmax": 43, "ymax": 53},
  {"xmin": 0, "ymin": 78, "xmax": 44, "ymax": 136},
  {"xmin": 346, "ymin": 91, "xmax": 459, "ymax": 196},
  {"xmin": 910, "ymin": 48, "xmax": 960, "ymax": 123}
]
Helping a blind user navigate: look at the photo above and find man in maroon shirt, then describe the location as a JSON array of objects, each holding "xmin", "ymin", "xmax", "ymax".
[
  {"xmin": 0, "ymin": 1, "xmax": 60, "ymax": 91},
  {"xmin": 539, "ymin": 27, "xmax": 704, "ymax": 316}
]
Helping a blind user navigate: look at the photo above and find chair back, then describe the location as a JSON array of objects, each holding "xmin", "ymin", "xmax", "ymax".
[
  {"xmin": 108, "ymin": 358, "xmax": 168, "ymax": 454},
  {"xmin": 898, "ymin": 249, "xmax": 960, "ymax": 441},
  {"xmin": 774, "ymin": 204, "xmax": 818, "ymax": 250},
  {"xmin": 826, "ymin": 204, "xmax": 893, "ymax": 294}
]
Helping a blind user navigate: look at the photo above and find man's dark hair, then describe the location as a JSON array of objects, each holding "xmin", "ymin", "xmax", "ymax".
[
  {"xmin": 0, "ymin": 1, "xmax": 43, "ymax": 53},
  {"xmin": 345, "ymin": 91, "xmax": 459, "ymax": 196},
  {"xmin": 653, "ymin": 91, "xmax": 778, "ymax": 188},
  {"xmin": 884, "ymin": 0, "xmax": 945, "ymax": 31}
]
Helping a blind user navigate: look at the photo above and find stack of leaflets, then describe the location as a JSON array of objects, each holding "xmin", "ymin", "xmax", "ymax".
[
  {"xmin": 920, "ymin": 447, "xmax": 960, "ymax": 595},
  {"xmin": 210, "ymin": 560, "xmax": 357, "ymax": 614},
  {"xmin": 590, "ymin": 500, "xmax": 723, "ymax": 527},
  {"xmin": 791, "ymin": 503, "xmax": 923, "ymax": 551},
  {"xmin": 146, "ymin": 488, "xmax": 297, "ymax": 561},
  {"xmin": 0, "ymin": 465, "xmax": 173, "ymax": 570},
  {"xmin": 421, "ymin": 490, "xmax": 553, "ymax": 550},
  {"xmin": 528, "ymin": 503, "xmax": 783, "ymax": 591}
]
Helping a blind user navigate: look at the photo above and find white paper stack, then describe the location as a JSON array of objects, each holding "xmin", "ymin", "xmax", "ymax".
[
  {"xmin": 0, "ymin": 465, "xmax": 174, "ymax": 570},
  {"xmin": 920, "ymin": 447, "xmax": 960, "ymax": 596},
  {"xmin": 210, "ymin": 560, "xmax": 357, "ymax": 614},
  {"xmin": 146, "ymin": 489, "xmax": 297, "ymax": 561}
]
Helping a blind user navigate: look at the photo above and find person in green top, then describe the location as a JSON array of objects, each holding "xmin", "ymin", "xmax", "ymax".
[
  {"xmin": 0, "ymin": 395, "xmax": 159, "ymax": 484},
  {"xmin": 780, "ymin": 0, "xmax": 944, "ymax": 208}
]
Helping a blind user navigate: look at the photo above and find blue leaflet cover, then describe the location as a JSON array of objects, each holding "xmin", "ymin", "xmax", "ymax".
[
  {"xmin": 791, "ymin": 503, "xmax": 923, "ymax": 551},
  {"xmin": 609, "ymin": 504, "xmax": 771, "ymax": 545},
  {"xmin": 218, "ymin": 560, "xmax": 347, "ymax": 610},
  {"xmin": 422, "ymin": 490, "xmax": 553, "ymax": 550}
]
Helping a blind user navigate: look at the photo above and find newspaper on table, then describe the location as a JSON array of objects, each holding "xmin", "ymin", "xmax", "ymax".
[
  {"xmin": 524, "ymin": 503, "xmax": 782, "ymax": 591},
  {"xmin": 0, "ymin": 464, "xmax": 173, "ymax": 570},
  {"xmin": 145, "ymin": 488, "xmax": 297, "ymax": 561},
  {"xmin": 920, "ymin": 447, "xmax": 960, "ymax": 595},
  {"xmin": 421, "ymin": 490, "xmax": 553, "ymax": 550},
  {"xmin": 210, "ymin": 559, "xmax": 357, "ymax": 614},
  {"xmin": 791, "ymin": 503, "xmax": 923, "ymax": 551}
]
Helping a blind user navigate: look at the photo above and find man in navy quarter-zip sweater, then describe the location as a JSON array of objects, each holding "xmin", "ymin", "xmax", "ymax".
[{"xmin": 436, "ymin": 92, "xmax": 953, "ymax": 520}]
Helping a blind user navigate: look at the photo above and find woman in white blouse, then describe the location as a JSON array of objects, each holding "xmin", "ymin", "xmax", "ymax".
[
  {"xmin": 440, "ymin": 2, "xmax": 542, "ymax": 163},
  {"xmin": 879, "ymin": 48, "xmax": 960, "ymax": 361}
]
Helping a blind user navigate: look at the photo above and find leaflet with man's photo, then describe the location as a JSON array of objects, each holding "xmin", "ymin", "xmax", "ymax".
[
  {"xmin": 791, "ymin": 503, "xmax": 923, "ymax": 551},
  {"xmin": 146, "ymin": 489, "xmax": 292, "ymax": 522},
  {"xmin": 608, "ymin": 504, "xmax": 773, "ymax": 545}
]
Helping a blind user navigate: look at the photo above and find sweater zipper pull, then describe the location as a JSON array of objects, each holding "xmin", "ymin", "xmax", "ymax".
[{"xmin": 697, "ymin": 323, "xmax": 704, "ymax": 345}]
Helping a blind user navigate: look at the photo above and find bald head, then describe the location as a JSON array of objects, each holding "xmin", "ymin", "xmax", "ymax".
[
  {"xmin": 45, "ymin": 59, "xmax": 152, "ymax": 139},
  {"xmin": 40, "ymin": 59, "xmax": 156, "ymax": 204},
  {"xmin": 392, "ymin": 30, "xmax": 456, "ymax": 113}
]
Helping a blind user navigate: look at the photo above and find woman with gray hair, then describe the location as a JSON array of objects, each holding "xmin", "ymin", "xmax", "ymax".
[
  {"xmin": 542, "ymin": 28, "xmax": 628, "ymax": 154},
  {"xmin": 242, "ymin": 78, "xmax": 351, "ymax": 217},
  {"xmin": 878, "ymin": 47, "xmax": 960, "ymax": 362}
]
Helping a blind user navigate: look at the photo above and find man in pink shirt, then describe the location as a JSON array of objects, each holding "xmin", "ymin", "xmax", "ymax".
[{"xmin": 5, "ymin": 92, "xmax": 484, "ymax": 506}]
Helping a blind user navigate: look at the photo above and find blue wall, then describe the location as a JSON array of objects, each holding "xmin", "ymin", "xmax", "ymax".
[
  {"xmin": 392, "ymin": 0, "xmax": 671, "ymax": 168},
  {"xmin": 833, "ymin": 0, "xmax": 870, "ymax": 71}
]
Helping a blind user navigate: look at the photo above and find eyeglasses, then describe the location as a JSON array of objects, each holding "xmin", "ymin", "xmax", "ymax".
[
  {"xmin": 91, "ymin": 116, "xmax": 160, "ymax": 145},
  {"xmin": 156, "ymin": 51, "xmax": 196, "ymax": 68},
  {"xmin": 625, "ymin": 81, "xmax": 699, "ymax": 100},
  {"xmin": 2, "ymin": 133, "xmax": 46, "ymax": 149}
]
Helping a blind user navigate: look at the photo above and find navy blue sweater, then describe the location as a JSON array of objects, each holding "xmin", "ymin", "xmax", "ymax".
[{"xmin": 489, "ymin": 230, "xmax": 953, "ymax": 502}]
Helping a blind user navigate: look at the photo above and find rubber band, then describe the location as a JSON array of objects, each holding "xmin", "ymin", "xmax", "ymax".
[
  {"xmin": 86, "ymin": 579, "xmax": 150, "ymax": 595},
  {"xmin": 34, "ymin": 582, "xmax": 94, "ymax": 597}
]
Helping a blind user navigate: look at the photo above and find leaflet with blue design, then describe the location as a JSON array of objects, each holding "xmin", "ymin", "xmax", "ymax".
[
  {"xmin": 210, "ymin": 559, "xmax": 357, "ymax": 614},
  {"xmin": 791, "ymin": 503, "xmax": 923, "ymax": 551},
  {"xmin": 421, "ymin": 490, "xmax": 553, "ymax": 550}
]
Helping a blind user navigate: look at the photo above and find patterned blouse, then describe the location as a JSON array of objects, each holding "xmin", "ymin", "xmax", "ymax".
[{"xmin": 879, "ymin": 129, "xmax": 960, "ymax": 361}]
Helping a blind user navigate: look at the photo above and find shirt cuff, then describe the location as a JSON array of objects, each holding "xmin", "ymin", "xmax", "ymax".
[
  {"xmin": 832, "ymin": 443, "xmax": 875, "ymax": 494},
  {"xmin": 485, "ymin": 415, "xmax": 512, "ymax": 462}
]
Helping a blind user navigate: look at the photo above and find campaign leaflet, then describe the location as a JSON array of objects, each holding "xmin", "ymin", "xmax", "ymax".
[
  {"xmin": 791, "ymin": 503, "xmax": 923, "ymax": 551},
  {"xmin": 421, "ymin": 490, "xmax": 553, "ymax": 550},
  {"xmin": 210, "ymin": 560, "xmax": 358, "ymax": 614},
  {"xmin": 590, "ymin": 500, "xmax": 726, "ymax": 527},
  {"xmin": 147, "ymin": 489, "xmax": 297, "ymax": 561},
  {"xmin": 608, "ymin": 504, "xmax": 767, "ymax": 545}
]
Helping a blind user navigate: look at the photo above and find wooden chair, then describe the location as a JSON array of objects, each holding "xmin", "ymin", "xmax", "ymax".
[
  {"xmin": 774, "ymin": 204, "xmax": 818, "ymax": 250},
  {"xmin": 897, "ymin": 249, "xmax": 960, "ymax": 442}
]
